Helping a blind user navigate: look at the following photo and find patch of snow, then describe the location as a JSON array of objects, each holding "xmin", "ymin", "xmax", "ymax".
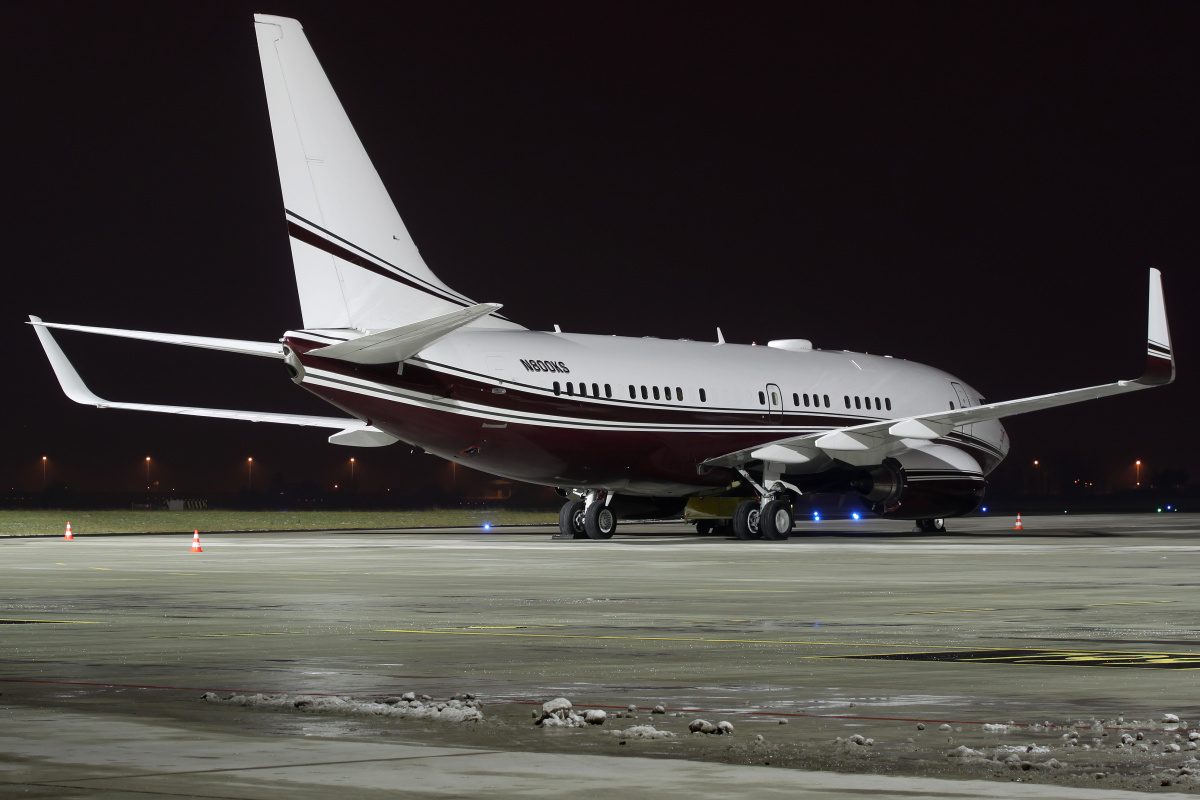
[{"xmin": 610, "ymin": 725, "xmax": 675, "ymax": 740}]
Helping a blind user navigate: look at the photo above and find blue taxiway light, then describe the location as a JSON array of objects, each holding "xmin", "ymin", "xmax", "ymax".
[
  {"xmin": 482, "ymin": 523, "xmax": 491, "ymax": 531},
  {"xmin": 981, "ymin": 506, "xmax": 988, "ymax": 513},
  {"xmin": 851, "ymin": 512, "xmax": 860, "ymax": 520}
]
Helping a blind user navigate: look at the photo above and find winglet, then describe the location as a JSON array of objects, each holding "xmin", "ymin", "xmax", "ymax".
[
  {"xmin": 1137, "ymin": 268, "xmax": 1174, "ymax": 386},
  {"xmin": 29, "ymin": 315, "xmax": 107, "ymax": 406}
]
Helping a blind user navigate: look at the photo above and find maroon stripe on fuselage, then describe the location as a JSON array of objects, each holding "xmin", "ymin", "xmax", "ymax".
[{"xmin": 287, "ymin": 336, "xmax": 1006, "ymax": 489}]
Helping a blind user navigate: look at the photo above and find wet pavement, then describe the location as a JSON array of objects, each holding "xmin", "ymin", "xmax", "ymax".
[{"xmin": 3, "ymin": 513, "xmax": 1200, "ymax": 796}]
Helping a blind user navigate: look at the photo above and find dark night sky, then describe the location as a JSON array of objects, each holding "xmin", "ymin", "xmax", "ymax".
[{"xmin": 4, "ymin": 1, "xmax": 1197, "ymax": 498}]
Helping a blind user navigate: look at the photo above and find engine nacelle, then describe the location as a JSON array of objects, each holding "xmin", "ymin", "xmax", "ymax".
[{"xmin": 856, "ymin": 445, "xmax": 986, "ymax": 520}]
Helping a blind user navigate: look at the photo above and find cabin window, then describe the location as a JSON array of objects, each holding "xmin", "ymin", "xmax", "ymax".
[
  {"xmin": 771, "ymin": 390, "xmax": 778, "ymax": 405},
  {"xmin": 950, "ymin": 401, "xmax": 955, "ymax": 409},
  {"xmin": 844, "ymin": 395, "xmax": 851, "ymax": 409},
  {"xmin": 641, "ymin": 386, "xmax": 648, "ymax": 399},
  {"xmin": 566, "ymin": 382, "xmax": 574, "ymax": 396},
  {"xmin": 653, "ymin": 386, "xmax": 660, "ymax": 400},
  {"xmin": 592, "ymin": 383, "xmax": 599, "ymax": 397},
  {"xmin": 758, "ymin": 391, "xmax": 766, "ymax": 405},
  {"xmin": 792, "ymin": 393, "xmax": 799, "ymax": 407},
  {"xmin": 629, "ymin": 385, "xmax": 636, "ymax": 399},
  {"xmin": 605, "ymin": 384, "xmax": 612, "ymax": 398},
  {"xmin": 553, "ymin": 381, "xmax": 561, "ymax": 396},
  {"xmin": 875, "ymin": 397, "xmax": 881, "ymax": 410},
  {"xmin": 699, "ymin": 388, "xmax": 707, "ymax": 402},
  {"xmin": 823, "ymin": 394, "xmax": 830, "ymax": 407},
  {"xmin": 885, "ymin": 398, "xmax": 891, "ymax": 411},
  {"xmin": 803, "ymin": 393, "xmax": 810, "ymax": 407},
  {"xmin": 663, "ymin": 386, "xmax": 670, "ymax": 399},
  {"xmin": 675, "ymin": 387, "xmax": 682, "ymax": 401},
  {"xmin": 854, "ymin": 396, "xmax": 861, "ymax": 409}
]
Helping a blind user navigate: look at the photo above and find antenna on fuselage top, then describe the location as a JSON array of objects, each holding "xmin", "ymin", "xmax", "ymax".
[
  {"xmin": 715, "ymin": 327, "xmax": 725, "ymax": 345},
  {"xmin": 553, "ymin": 324, "xmax": 562, "ymax": 333}
]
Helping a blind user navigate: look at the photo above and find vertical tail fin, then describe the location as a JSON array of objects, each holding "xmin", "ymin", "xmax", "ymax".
[{"xmin": 253, "ymin": 15, "xmax": 518, "ymax": 332}]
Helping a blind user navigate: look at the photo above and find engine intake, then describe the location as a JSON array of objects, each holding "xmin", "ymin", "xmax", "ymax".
[{"xmin": 854, "ymin": 446, "xmax": 986, "ymax": 520}]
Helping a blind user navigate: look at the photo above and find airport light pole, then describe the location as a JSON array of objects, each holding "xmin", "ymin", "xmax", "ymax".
[
  {"xmin": 247, "ymin": 457, "xmax": 253, "ymax": 489},
  {"xmin": 350, "ymin": 457, "xmax": 355, "ymax": 489},
  {"xmin": 145, "ymin": 456, "xmax": 151, "ymax": 490},
  {"xmin": 41, "ymin": 456, "xmax": 47, "ymax": 491},
  {"xmin": 1136, "ymin": 460, "xmax": 1141, "ymax": 488}
]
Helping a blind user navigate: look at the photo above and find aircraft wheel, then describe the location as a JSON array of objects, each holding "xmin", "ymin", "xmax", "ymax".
[
  {"xmin": 917, "ymin": 518, "xmax": 947, "ymax": 533},
  {"xmin": 558, "ymin": 500, "xmax": 587, "ymax": 539},
  {"xmin": 695, "ymin": 520, "xmax": 716, "ymax": 535},
  {"xmin": 584, "ymin": 502, "xmax": 617, "ymax": 539},
  {"xmin": 760, "ymin": 499, "xmax": 793, "ymax": 540},
  {"xmin": 732, "ymin": 499, "xmax": 761, "ymax": 540}
]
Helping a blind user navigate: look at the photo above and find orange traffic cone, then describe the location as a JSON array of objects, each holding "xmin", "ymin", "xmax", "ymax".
[
  {"xmin": 190, "ymin": 530, "xmax": 203, "ymax": 553},
  {"xmin": 1013, "ymin": 513, "xmax": 1024, "ymax": 531},
  {"xmin": 63, "ymin": 522, "xmax": 74, "ymax": 540}
]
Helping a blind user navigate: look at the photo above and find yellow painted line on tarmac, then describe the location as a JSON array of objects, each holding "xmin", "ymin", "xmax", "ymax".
[
  {"xmin": 712, "ymin": 589, "xmax": 800, "ymax": 593},
  {"xmin": 0, "ymin": 618, "xmax": 101, "ymax": 624},
  {"xmin": 90, "ymin": 567, "xmax": 110, "ymax": 571},
  {"xmin": 1086, "ymin": 601, "xmax": 1175, "ymax": 607},
  {"xmin": 895, "ymin": 609, "xmax": 997, "ymax": 615},
  {"xmin": 150, "ymin": 632, "xmax": 304, "ymax": 639},
  {"xmin": 375, "ymin": 628, "xmax": 917, "ymax": 648},
  {"xmin": 282, "ymin": 578, "xmax": 338, "ymax": 582}
]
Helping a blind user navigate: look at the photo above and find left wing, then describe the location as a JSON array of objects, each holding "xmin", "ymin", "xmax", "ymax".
[
  {"xmin": 30, "ymin": 315, "xmax": 377, "ymax": 434},
  {"xmin": 705, "ymin": 268, "xmax": 1174, "ymax": 469}
]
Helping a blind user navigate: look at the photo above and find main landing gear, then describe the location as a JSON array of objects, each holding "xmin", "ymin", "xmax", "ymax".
[
  {"xmin": 915, "ymin": 518, "xmax": 947, "ymax": 533},
  {"xmin": 557, "ymin": 491, "xmax": 617, "ymax": 540},
  {"xmin": 731, "ymin": 467, "xmax": 799, "ymax": 541},
  {"xmin": 733, "ymin": 497, "xmax": 794, "ymax": 540}
]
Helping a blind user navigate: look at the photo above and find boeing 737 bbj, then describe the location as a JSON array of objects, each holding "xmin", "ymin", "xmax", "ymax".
[{"xmin": 30, "ymin": 15, "xmax": 1175, "ymax": 540}]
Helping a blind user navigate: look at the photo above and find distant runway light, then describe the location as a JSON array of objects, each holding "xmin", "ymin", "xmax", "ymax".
[
  {"xmin": 981, "ymin": 506, "xmax": 988, "ymax": 513},
  {"xmin": 483, "ymin": 523, "xmax": 491, "ymax": 531},
  {"xmin": 851, "ymin": 512, "xmax": 860, "ymax": 521}
]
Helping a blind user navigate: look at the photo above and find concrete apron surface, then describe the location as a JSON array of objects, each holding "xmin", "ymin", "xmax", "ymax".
[{"xmin": 2, "ymin": 705, "xmax": 1191, "ymax": 800}]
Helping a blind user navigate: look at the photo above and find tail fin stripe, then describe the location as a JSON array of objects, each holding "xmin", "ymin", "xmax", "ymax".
[
  {"xmin": 286, "ymin": 219, "xmax": 472, "ymax": 310},
  {"xmin": 285, "ymin": 209, "xmax": 476, "ymax": 306}
]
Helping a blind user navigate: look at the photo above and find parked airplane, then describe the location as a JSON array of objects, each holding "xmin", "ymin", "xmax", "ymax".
[{"xmin": 30, "ymin": 15, "xmax": 1174, "ymax": 540}]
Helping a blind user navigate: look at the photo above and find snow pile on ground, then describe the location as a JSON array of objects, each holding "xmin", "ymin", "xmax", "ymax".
[
  {"xmin": 610, "ymin": 725, "xmax": 676, "ymax": 740},
  {"xmin": 688, "ymin": 719, "xmax": 733, "ymax": 735},
  {"xmin": 533, "ymin": 697, "xmax": 607, "ymax": 727},
  {"xmin": 199, "ymin": 691, "xmax": 483, "ymax": 722}
]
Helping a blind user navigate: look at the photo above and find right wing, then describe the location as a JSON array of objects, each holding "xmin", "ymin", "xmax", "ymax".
[
  {"xmin": 30, "ymin": 315, "xmax": 377, "ymax": 434},
  {"xmin": 706, "ymin": 268, "xmax": 1174, "ymax": 468}
]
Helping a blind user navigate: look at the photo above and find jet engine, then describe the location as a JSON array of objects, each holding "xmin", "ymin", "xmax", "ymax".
[{"xmin": 853, "ymin": 445, "xmax": 986, "ymax": 520}]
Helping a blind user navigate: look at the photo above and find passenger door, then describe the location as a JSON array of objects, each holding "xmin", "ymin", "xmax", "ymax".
[{"xmin": 765, "ymin": 383, "xmax": 783, "ymax": 424}]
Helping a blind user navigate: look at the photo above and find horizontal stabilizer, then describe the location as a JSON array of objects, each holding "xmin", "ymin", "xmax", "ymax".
[
  {"xmin": 30, "ymin": 316, "xmax": 366, "ymax": 430},
  {"xmin": 27, "ymin": 319, "xmax": 283, "ymax": 358},
  {"xmin": 308, "ymin": 303, "xmax": 501, "ymax": 364}
]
